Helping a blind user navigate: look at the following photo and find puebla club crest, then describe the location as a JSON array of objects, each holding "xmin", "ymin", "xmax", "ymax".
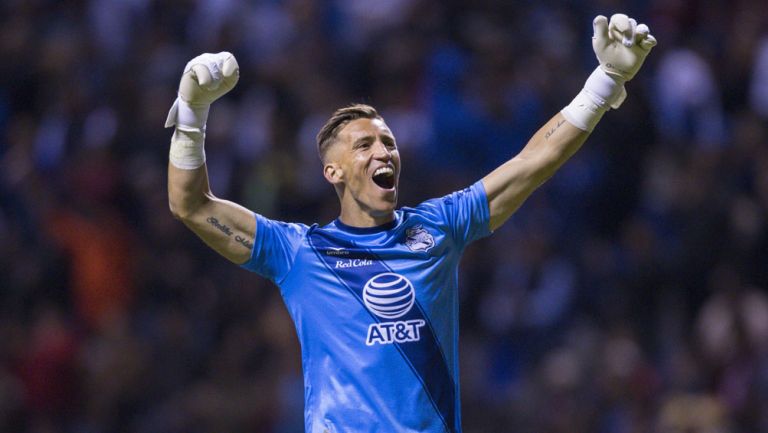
[{"xmin": 405, "ymin": 225, "xmax": 434, "ymax": 252}]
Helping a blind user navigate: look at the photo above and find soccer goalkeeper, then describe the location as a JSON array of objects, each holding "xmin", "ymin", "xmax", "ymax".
[{"xmin": 165, "ymin": 13, "xmax": 655, "ymax": 433}]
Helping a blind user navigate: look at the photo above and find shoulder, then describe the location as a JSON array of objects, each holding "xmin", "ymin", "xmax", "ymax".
[
  {"xmin": 257, "ymin": 214, "xmax": 311, "ymax": 234},
  {"xmin": 254, "ymin": 214, "xmax": 313, "ymax": 249},
  {"xmin": 403, "ymin": 183, "xmax": 485, "ymax": 218}
]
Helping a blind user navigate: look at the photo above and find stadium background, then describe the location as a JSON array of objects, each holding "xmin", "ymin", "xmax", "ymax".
[{"xmin": 1, "ymin": 0, "xmax": 768, "ymax": 431}]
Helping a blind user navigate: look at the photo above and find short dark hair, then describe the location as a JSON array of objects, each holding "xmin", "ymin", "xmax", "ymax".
[{"xmin": 316, "ymin": 104, "xmax": 382, "ymax": 161}]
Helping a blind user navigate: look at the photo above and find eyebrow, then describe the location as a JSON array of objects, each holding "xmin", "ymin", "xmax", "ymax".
[
  {"xmin": 353, "ymin": 136, "xmax": 374, "ymax": 148},
  {"xmin": 352, "ymin": 134, "xmax": 396, "ymax": 148}
]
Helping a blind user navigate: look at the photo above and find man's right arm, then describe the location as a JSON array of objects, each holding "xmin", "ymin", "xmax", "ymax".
[
  {"xmin": 166, "ymin": 53, "xmax": 255, "ymax": 264},
  {"xmin": 168, "ymin": 157, "xmax": 255, "ymax": 264}
]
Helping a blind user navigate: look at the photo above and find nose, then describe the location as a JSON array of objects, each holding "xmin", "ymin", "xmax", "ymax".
[{"xmin": 372, "ymin": 140, "xmax": 392, "ymax": 160}]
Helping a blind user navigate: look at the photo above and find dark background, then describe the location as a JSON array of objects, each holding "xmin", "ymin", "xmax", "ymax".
[{"xmin": 1, "ymin": 0, "xmax": 767, "ymax": 432}]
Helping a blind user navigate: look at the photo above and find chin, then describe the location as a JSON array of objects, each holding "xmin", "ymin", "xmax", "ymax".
[{"xmin": 368, "ymin": 192, "xmax": 398, "ymax": 215}]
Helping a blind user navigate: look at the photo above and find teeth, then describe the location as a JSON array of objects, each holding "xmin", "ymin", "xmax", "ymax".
[{"xmin": 374, "ymin": 167, "xmax": 393, "ymax": 177}]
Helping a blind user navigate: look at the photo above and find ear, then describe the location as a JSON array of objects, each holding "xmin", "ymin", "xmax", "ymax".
[{"xmin": 323, "ymin": 162, "xmax": 343, "ymax": 185}]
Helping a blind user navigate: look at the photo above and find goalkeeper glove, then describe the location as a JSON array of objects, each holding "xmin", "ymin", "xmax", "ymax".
[
  {"xmin": 165, "ymin": 52, "xmax": 239, "ymax": 169},
  {"xmin": 562, "ymin": 14, "xmax": 657, "ymax": 132},
  {"xmin": 594, "ymin": 14, "xmax": 657, "ymax": 82}
]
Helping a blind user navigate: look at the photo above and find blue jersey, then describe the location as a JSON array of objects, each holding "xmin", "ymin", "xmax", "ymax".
[{"xmin": 241, "ymin": 181, "xmax": 491, "ymax": 433}]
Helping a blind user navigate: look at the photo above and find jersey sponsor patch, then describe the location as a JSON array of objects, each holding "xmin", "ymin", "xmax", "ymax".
[
  {"xmin": 366, "ymin": 320, "xmax": 426, "ymax": 345},
  {"xmin": 362, "ymin": 273, "xmax": 424, "ymax": 346},
  {"xmin": 335, "ymin": 258, "xmax": 373, "ymax": 268}
]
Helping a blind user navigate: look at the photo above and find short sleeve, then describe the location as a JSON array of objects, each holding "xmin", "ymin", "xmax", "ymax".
[
  {"xmin": 418, "ymin": 180, "xmax": 491, "ymax": 248},
  {"xmin": 240, "ymin": 213, "xmax": 307, "ymax": 283}
]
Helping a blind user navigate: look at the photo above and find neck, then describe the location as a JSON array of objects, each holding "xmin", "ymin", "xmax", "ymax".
[{"xmin": 338, "ymin": 208, "xmax": 396, "ymax": 228}]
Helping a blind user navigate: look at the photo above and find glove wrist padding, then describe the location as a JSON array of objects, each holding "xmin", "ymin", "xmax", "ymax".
[
  {"xmin": 166, "ymin": 98, "xmax": 211, "ymax": 133},
  {"xmin": 562, "ymin": 67, "xmax": 626, "ymax": 132},
  {"xmin": 583, "ymin": 66, "xmax": 627, "ymax": 110}
]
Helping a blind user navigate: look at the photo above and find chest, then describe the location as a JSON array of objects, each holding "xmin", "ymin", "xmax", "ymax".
[
  {"xmin": 310, "ymin": 222, "xmax": 450, "ymax": 269},
  {"xmin": 287, "ymin": 221, "xmax": 455, "ymax": 301}
]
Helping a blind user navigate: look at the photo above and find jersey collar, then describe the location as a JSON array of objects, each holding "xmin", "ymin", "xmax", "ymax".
[{"xmin": 333, "ymin": 215, "xmax": 399, "ymax": 234}]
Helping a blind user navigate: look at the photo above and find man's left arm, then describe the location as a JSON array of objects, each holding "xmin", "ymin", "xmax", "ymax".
[
  {"xmin": 482, "ymin": 13, "xmax": 657, "ymax": 231},
  {"xmin": 482, "ymin": 113, "xmax": 587, "ymax": 230}
]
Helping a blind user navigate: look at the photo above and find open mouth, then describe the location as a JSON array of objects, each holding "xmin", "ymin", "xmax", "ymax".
[{"xmin": 372, "ymin": 166, "xmax": 395, "ymax": 190}]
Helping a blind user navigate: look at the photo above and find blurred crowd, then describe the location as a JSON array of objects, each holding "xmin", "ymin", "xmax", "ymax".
[{"xmin": 1, "ymin": 0, "xmax": 767, "ymax": 432}]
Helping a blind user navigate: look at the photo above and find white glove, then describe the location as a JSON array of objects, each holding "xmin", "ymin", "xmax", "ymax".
[
  {"xmin": 165, "ymin": 52, "xmax": 239, "ymax": 169},
  {"xmin": 165, "ymin": 52, "xmax": 240, "ymax": 132},
  {"xmin": 593, "ymin": 14, "xmax": 657, "ymax": 82},
  {"xmin": 562, "ymin": 14, "xmax": 656, "ymax": 132}
]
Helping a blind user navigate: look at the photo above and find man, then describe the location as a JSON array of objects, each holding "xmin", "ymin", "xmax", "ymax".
[{"xmin": 165, "ymin": 13, "xmax": 656, "ymax": 433}]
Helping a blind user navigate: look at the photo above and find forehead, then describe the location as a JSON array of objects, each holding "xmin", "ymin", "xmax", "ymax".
[{"xmin": 338, "ymin": 118, "xmax": 394, "ymax": 143}]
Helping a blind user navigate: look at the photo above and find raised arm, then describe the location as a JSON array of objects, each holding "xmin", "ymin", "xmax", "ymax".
[
  {"xmin": 166, "ymin": 52, "xmax": 255, "ymax": 264},
  {"xmin": 482, "ymin": 14, "xmax": 657, "ymax": 231}
]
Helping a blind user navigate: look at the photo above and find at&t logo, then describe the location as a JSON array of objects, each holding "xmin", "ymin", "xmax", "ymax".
[
  {"xmin": 363, "ymin": 273, "xmax": 414, "ymax": 319},
  {"xmin": 363, "ymin": 273, "xmax": 425, "ymax": 346}
]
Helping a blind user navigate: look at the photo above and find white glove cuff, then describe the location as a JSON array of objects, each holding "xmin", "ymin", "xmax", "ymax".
[
  {"xmin": 164, "ymin": 97, "xmax": 210, "ymax": 133},
  {"xmin": 584, "ymin": 67, "xmax": 627, "ymax": 109},
  {"xmin": 561, "ymin": 90, "xmax": 606, "ymax": 132},
  {"xmin": 169, "ymin": 129, "xmax": 206, "ymax": 169},
  {"xmin": 561, "ymin": 67, "xmax": 627, "ymax": 132}
]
